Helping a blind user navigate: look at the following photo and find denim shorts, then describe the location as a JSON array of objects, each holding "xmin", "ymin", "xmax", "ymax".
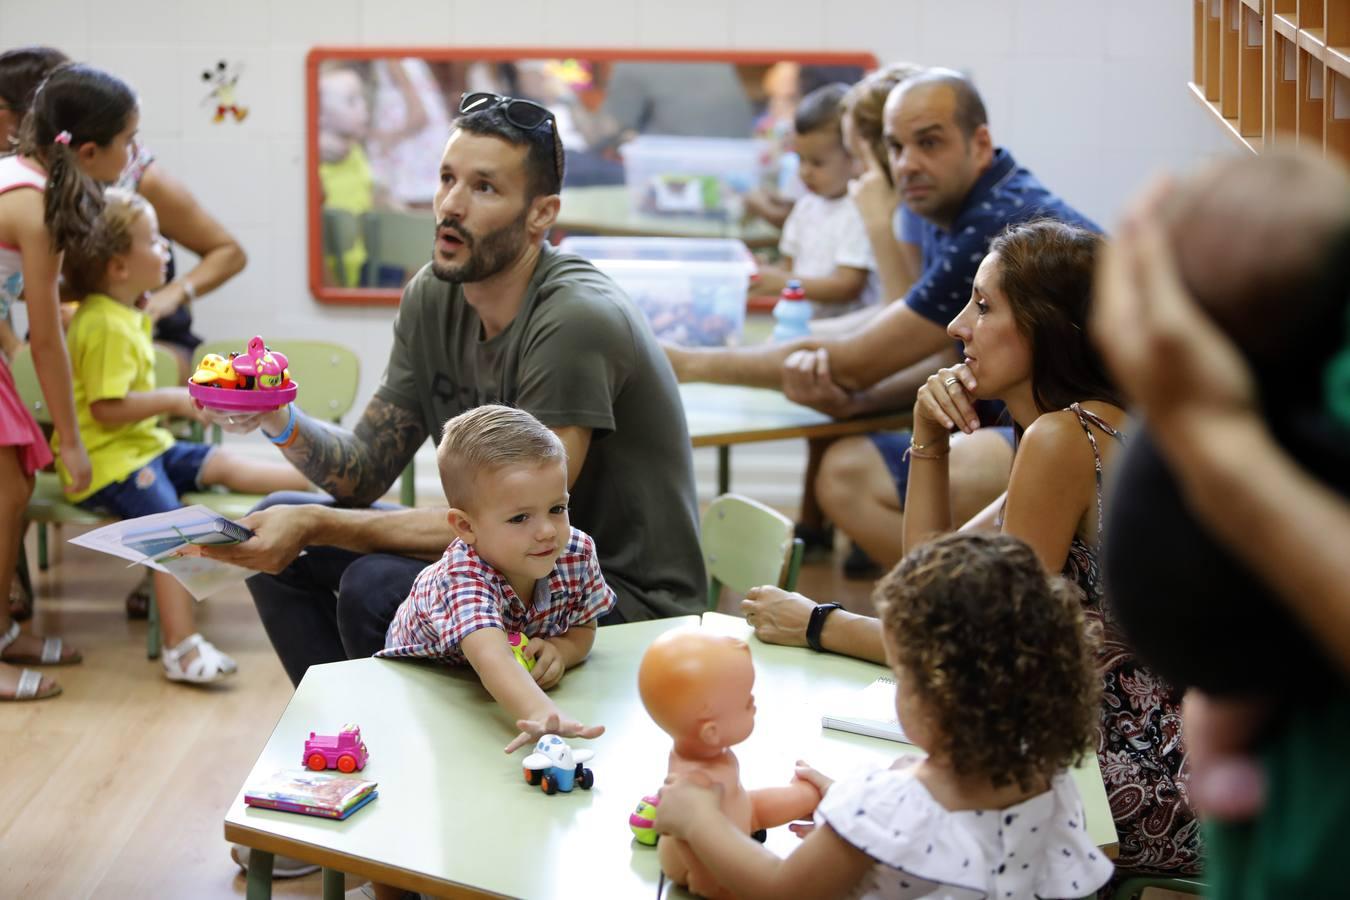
[
  {"xmin": 80, "ymin": 442, "xmax": 216, "ymax": 519},
  {"xmin": 867, "ymin": 426, "xmax": 1015, "ymax": 504}
]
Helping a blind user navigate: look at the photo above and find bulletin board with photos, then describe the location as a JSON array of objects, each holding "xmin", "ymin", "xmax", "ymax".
[{"xmin": 307, "ymin": 47, "xmax": 878, "ymax": 305}]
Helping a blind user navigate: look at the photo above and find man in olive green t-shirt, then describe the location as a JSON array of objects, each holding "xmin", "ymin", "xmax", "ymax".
[{"xmin": 197, "ymin": 97, "xmax": 705, "ymax": 691}]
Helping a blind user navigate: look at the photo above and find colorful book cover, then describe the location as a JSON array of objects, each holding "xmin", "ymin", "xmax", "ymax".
[
  {"xmin": 244, "ymin": 769, "xmax": 377, "ymax": 816},
  {"xmin": 245, "ymin": 790, "xmax": 378, "ymax": 820}
]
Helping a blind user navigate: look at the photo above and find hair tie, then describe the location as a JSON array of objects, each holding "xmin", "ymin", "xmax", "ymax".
[{"xmin": 54, "ymin": 130, "xmax": 72, "ymax": 145}]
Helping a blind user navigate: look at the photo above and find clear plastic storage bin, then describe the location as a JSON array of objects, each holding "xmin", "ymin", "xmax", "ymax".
[
  {"xmin": 618, "ymin": 136, "xmax": 767, "ymax": 219},
  {"xmin": 559, "ymin": 236, "xmax": 754, "ymax": 347}
]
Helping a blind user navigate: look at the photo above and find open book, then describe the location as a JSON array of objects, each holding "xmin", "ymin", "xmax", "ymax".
[
  {"xmin": 821, "ymin": 675, "xmax": 911, "ymax": 744},
  {"xmin": 69, "ymin": 505, "xmax": 255, "ymax": 600}
]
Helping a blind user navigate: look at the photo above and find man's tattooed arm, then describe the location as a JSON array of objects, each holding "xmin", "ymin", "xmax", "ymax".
[{"xmin": 280, "ymin": 397, "xmax": 427, "ymax": 507}]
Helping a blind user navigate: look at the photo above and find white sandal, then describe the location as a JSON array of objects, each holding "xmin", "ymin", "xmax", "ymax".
[
  {"xmin": 3, "ymin": 667, "xmax": 61, "ymax": 701},
  {"xmin": 162, "ymin": 633, "xmax": 238, "ymax": 684},
  {"xmin": 0, "ymin": 620, "xmax": 81, "ymax": 666}
]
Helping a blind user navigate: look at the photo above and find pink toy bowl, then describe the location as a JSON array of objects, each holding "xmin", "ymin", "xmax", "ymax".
[{"xmin": 189, "ymin": 381, "xmax": 298, "ymax": 412}]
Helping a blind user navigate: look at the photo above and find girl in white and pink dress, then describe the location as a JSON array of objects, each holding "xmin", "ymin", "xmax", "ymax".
[
  {"xmin": 656, "ymin": 532, "xmax": 1114, "ymax": 900},
  {"xmin": 0, "ymin": 62, "xmax": 140, "ymax": 701}
]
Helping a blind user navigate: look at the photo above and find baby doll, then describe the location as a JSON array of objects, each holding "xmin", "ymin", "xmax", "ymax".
[{"xmin": 637, "ymin": 630, "xmax": 820, "ymax": 899}]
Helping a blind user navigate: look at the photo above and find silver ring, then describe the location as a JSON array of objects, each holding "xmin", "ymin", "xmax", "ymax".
[{"xmin": 943, "ymin": 376, "xmax": 959, "ymax": 386}]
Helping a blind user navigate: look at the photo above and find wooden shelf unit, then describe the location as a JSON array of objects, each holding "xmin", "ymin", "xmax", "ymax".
[{"xmin": 1191, "ymin": 0, "xmax": 1350, "ymax": 160}]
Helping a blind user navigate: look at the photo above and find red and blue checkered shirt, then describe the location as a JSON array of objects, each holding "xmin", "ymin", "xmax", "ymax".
[{"xmin": 377, "ymin": 526, "xmax": 617, "ymax": 664}]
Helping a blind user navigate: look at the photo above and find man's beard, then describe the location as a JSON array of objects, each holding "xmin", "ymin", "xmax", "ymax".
[{"xmin": 430, "ymin": 208, "xmax": 531, "ymax": 284}]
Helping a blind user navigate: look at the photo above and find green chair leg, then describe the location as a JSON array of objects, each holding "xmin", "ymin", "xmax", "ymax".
[
  {"xmin": 37, "ymin": 522, "xmax": 48, "ymax": 571},
  {"xmin": 400, "ymin": 461, "xmax": 416, "ymax": 508},
  {"xmin": 146, "ymin": 585, "xmax": 161, "ymax": 660},
  {"xmin": 244, "ymin": 848, "xmax": 275, "ymax": 900},
  {"xmin": 322, "ymin": 868, "xmax": 344, "ymax": 900},
  {"xmin": 783, "ymin": 539, "xmax": 805, "ymax": 592}
]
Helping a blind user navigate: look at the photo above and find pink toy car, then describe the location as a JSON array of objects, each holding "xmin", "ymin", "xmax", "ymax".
[{"xmin": 303, "ymin": 725, "xmax": 369, "ymax": 773}]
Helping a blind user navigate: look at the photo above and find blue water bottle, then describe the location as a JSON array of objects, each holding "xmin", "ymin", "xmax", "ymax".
[{"xmin": 772, "ymin": 279, "xmax": 811, "ymax": 342}]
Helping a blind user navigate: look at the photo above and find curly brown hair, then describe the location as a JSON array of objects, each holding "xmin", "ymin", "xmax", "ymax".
[{"xmin": 874, "ymin": 531, "xmax": 1100, "ymax": 791}]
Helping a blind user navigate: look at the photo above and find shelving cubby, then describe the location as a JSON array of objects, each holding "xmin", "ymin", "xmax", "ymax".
[{"xmin": 1191, "ymin": 0, "xmax": 1350, "ymax": 160}]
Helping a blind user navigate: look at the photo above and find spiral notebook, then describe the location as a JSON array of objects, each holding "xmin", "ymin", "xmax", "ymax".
[{"xmin": 821, "ymin": 675, "xmax": 911, "ymax": 744}]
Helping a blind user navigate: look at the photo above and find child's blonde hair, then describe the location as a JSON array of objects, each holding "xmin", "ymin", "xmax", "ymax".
[
  {"xmin": 437, "ymin": 404, "xmax": 567, "ymax": 509},
  {"xmin": 873, "ymin": 531, "xmax": 1100, "ymax": 792},
  {"xmin": 61, "ymin": 187, "xmax": 151, "ymax": 298}
]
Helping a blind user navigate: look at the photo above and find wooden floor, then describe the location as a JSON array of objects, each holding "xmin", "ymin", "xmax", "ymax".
[{"xmin": 1, "ymin": 522, "xmax": 876, "ymax": 899}]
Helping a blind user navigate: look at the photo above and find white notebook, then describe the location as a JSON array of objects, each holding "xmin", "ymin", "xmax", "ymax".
[{"xmin": 821, "ymin": 675, "xmax": 911, "ymax": 744}]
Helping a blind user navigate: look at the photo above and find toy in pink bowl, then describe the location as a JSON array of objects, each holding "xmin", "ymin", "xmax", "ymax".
[
  {"xmin": 303, "ymin": 725, "xmax": 369, "ymax": 773},
  {"xmin": 188, "ymin": 335, "xmax": 298, "ymax": 412}
]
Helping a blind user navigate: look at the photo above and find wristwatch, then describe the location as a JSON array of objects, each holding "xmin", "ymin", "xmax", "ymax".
[{"xmin": 806, "ymin": 602, "xmax": 843, "ymax": 653}]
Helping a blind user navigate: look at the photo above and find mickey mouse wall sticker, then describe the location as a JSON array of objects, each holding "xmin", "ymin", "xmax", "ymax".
[{"xmin": 202, "ymin": 60, "xmax": 249, "ymax": 123}]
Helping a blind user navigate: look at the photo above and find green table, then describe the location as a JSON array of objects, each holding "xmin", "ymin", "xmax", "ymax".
[
  {"xmin": 555, "ymin": 185, "xmax": 781, "ymax": 248},
  {"xmin": 681, "ymin": 384, "xmax": 913, "ymax": 495},
  {"xmin": 224, "ymin": 614, "xmax": 1116, "ymax": 898}
]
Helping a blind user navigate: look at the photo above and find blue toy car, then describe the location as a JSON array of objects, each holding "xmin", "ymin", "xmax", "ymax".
[{"xmin": 521, "ymin": 734, "xmax": 596, "ymax": 795}]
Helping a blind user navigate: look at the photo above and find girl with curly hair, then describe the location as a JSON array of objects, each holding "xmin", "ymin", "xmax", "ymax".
[{"xmin": 656, "ymin": 531, "xmax": 1113, "ymax": 900}]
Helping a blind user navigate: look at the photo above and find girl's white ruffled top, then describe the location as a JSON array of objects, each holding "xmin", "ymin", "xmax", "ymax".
[{"xmin": 815, "ymin": 757, "xmax": 1114, "ymax": 900}]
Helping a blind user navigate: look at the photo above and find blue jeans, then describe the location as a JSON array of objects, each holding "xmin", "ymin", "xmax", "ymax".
[
  {"xmin": 867, "ymin": 426, "xmax": 1016, "ymax": 505},
  {"xmin": 80, "ymin": 443, "xmax": 215, "ymax": 518},
  {"xmin": 242, "ymin": 492, "xmax": 425, "ymax": 686}
]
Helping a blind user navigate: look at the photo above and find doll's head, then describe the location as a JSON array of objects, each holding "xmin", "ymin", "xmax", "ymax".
[
  {"xmin": 874, "ymin": 532, "xmax": 1100, "ymax": 791},
  {"xmin": 637, "ymin": 630, "xmax": 757, "ymax": 760}
]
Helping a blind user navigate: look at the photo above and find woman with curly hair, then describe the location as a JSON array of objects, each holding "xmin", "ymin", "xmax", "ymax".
[
  {"xmin": 745, "ymin": 220, "xmax": 1202, "ymax": 875},
  {"xmin": 657, "ymin": 531, "xmax": 1113, "ymax": 899}
]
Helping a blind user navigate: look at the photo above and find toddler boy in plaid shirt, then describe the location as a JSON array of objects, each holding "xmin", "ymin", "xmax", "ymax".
[{"xmin": 379, "ymin": 405, "xmax": 616, "ymax": 752}]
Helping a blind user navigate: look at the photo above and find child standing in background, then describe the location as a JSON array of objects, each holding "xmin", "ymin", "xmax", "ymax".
[
  {"xmin": 56, "ymin": 189, "xmax": 309, "ymax": 685},
  {"xmin": 750, "ymin": 83, "xmax": 878, "ymax": 321},
  {"xmin": 0, "ymin": 63, "xmax": 136, "ymax": 701},
  {"xmin": 656, "ymin": 532, "xmax": 1114, "ymax": 900}
]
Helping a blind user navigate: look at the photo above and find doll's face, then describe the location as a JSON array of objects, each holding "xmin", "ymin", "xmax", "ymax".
[{"xmin": 700, "ymin": 651, "xmax": 757, "ymax": 750}]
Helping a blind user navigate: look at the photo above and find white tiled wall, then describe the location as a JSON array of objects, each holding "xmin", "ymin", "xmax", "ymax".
[{"xmin": 3, "ymin": 0, "xmax": 1233, "ymax": 484}]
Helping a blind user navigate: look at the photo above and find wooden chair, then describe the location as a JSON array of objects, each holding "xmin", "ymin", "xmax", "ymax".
[{"xmin": 699, "ymin": 493, "xmax": 804, "ymax": 611}]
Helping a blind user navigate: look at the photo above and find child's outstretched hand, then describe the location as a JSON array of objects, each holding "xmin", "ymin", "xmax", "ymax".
[
  {"xmin": 525, "ymin": 638, "xmax": 565, "ymax": 690},
  {"xmin": 505, "ymin": 711, "xmax": 604, "ymax": 754},
  {"xmin": 657, "ymin": 770, "xmax": 723, "ymax": 839}
]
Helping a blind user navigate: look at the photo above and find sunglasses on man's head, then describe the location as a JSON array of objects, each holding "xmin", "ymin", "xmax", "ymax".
[
  {"xmin": 458, "ymin": 91, "xmax": 565, "ymax": 186},
  {"xmin": 459, "ymin": 91, "xmax": 555, "ymax": 131}
]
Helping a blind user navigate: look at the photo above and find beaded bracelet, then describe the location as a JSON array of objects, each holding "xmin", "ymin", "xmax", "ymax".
[{"xmin": 903, "ymin": 436, "xmax": 950, "ymax": 461}]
